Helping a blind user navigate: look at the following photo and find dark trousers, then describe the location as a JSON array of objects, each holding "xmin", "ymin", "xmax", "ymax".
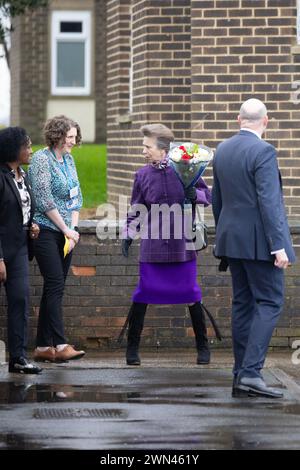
[
  {"xmin": 228, "ymin": 258, "xmax": 284, "ymax": 380},
  {"xmin": 34, "ymin": 229, "xmax": 72, "ymax": 347},
  {"xmin": 3, "ymin": 233, "xmax": 29, "ymax": 359}
]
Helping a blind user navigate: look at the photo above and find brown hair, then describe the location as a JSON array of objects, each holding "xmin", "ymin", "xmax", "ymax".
[
  {"xmin": 140, "ymin": 123, "xmax": 174, "ymax": 152},
  {"xmin": 43, "ymin": 115, "xmax": 82, "ymax": 148}
]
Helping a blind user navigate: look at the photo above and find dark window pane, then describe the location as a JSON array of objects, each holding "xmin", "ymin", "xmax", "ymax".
[
  {"xmin": 60, "ymin": 22, "xmax": 82, "ymax": 33},
  {"xmin": 57, "ymin": 41, "xmax": 85, "ymax": 87}
]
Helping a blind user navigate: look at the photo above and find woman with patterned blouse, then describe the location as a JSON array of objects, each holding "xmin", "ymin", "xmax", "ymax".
[{"xmin": 29, "ymin": 115, "xmax": 85, "ymax": 363}]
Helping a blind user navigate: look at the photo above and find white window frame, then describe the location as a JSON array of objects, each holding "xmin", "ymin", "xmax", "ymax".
[{"xmin": 51, "ymin": 11, "xmax": 91, "ymax": 96}]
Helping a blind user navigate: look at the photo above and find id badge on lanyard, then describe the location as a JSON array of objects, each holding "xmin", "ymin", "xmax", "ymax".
[
  {"xmin": 56, "ymin": 153, "xmax": 79, "ymax": 211},
  {"xmin": 66, "ymin": 185, "xmax": 79, "ymax": 210}
]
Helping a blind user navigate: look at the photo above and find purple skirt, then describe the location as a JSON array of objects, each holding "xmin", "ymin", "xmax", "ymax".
[{"xmin": 132, "ymin": 260, "xmax": 201, "ymax": 304}]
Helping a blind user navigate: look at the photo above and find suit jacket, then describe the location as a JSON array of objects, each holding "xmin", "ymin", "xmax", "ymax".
[
  {"xmin": 0, "ymin": 164, "xmax": 35, "ymax": 262},
  {"xmin": 212, "ymin": 129, "xmax": 296, "ymax": 263}
]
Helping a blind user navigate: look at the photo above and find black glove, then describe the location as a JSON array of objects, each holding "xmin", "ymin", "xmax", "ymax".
[
  {"xmin": 212, "ymin": 245, "xmax": 229, "ymax": 272},
  {"xmin": 122, "ymin": 237, "xmax": 133, "ymax": 257},
  {"xmin": 184, "ymin": 186, "xmax": 197, "ymax": 203},
  {"xmin": 218, "ymin": 257, "xmax": 229, "ymax": 272}
]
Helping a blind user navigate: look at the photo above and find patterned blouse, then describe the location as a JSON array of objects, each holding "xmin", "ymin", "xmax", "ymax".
[{"xmin": 28, "ymin": 147, "xmax": 83, "ymax": 231}]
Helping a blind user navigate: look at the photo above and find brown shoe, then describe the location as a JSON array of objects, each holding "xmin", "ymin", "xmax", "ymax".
[
  {"xmin": 55, "ymin": 345, "xmax": 85, "ymax": 362},
  {"xmin": 33, "ymin": 347, "xmax": 56, "ymax": 363}
]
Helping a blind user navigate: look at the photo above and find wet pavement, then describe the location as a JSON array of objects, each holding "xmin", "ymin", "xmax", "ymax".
[{"xmin": 1, "ymin": 350, "xmax": 300, "ymax": 450}]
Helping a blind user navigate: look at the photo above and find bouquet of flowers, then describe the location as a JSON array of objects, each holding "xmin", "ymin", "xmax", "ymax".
[
  {"xmin": 169, "ymin": 141, "xmax": 213, "ymax": 191},
  {"xmin": 169, "ymin": 141, "xmax": 213, "ymax": 251}
]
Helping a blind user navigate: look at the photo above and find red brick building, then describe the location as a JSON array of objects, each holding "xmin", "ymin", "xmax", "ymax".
[{"xmin": 107, "ymin": 0, "xmax": 300, "ymax": 223}]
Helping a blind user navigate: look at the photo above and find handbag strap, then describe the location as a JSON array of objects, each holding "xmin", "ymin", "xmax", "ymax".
[
  {"xmin": 201, "ymin": 303, "xmax": 223, "ymax": 341},
  {"xmin": 116, "ymin": 304, "xmax": 134, "ymax": 345}
]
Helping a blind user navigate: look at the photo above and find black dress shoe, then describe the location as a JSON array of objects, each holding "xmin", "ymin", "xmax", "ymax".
[
  {"xmin": 9, "ymin": 357, "xmax": 43, "ymax": 374},
  {"xmin": 234, "ymin": 377, "xmax": 283, "ymax": 399}
]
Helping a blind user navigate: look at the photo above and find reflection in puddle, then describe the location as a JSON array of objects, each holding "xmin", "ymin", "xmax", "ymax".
[
  {"xmin": 0, "ymin": 382, "xmax": 299, "ymax": 414},
  {"xmin": 0, "ymin": 433, "xmax": 40, "ymax": 450},
  {"xmin": 0, "ymin": 383, "xmax": 211, "ymax": 405},
  {"xmin": 0, "ymin": 383, "xmax": 139, "ymax": 404}
]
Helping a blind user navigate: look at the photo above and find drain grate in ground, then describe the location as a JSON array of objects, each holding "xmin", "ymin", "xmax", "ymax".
[{"xmin": 33, "ymin": 408, "xmax": 126, "ymax": 419}]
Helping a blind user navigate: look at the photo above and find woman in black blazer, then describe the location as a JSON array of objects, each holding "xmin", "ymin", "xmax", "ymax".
[{"xmin": 0, "ymin": 127, "xmax": 41, "ymax": 374}]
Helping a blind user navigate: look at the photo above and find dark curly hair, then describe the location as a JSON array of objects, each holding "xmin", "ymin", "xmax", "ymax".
[
  {"xmin": 43, "ymin": 115, "xmax": 82, "ymax": 147},
  {"xmin": 0, "ymin": 127, "xmax": 31, "ymax": 164}
]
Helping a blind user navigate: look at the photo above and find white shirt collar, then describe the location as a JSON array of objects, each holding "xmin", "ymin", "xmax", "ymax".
[{"xmin": 240, "ymin": 128, "xmax": 262, "ymax": 140}]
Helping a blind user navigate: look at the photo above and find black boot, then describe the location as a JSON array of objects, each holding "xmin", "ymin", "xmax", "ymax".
[
  {"xmin": 126, "ymin": 303, "xmax": 147, "ymax": 366},
  {"xmin": 189, "ymin": 302, "xmax": 211, "ymax": 364}
]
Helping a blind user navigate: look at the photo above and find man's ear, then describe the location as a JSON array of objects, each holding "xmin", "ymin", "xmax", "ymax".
[
  {"xmin": 264, "ymin": 115, "xmax": 269, "ymax": 127},
  {"xmin": 237, "ymin": 115, "xmax": 242, "ymax": 125}
]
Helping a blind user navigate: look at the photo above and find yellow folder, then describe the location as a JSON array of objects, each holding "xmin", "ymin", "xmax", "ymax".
[{"xmin": 63, "ymin": 236, "xmax": 70, "ymax": 258}]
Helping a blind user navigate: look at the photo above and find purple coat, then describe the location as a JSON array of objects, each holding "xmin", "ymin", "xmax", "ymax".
[{"xmin": 124, "ymin": 164, "xmax": 211, "ymax": 263}]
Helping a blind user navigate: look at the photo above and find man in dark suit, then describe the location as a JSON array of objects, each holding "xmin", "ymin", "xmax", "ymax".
[{"xmin": 212, "ymin": 98, "xmax": 296, "ymax": 398}]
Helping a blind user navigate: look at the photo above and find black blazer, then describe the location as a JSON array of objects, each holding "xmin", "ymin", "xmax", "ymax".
[{"xmin": 0, "ymin": 164, "xmax": 35, "ymax": 262}]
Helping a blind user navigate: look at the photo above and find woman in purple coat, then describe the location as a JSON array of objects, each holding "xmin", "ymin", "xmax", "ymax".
[{"xmin": 122, "ymin": 124, "xmax": 212, "ymax": 366}]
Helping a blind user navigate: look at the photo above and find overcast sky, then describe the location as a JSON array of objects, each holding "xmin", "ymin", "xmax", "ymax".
[{"xmin": 0, "ymin": 49, "xmax": 10, "ymax": 126}]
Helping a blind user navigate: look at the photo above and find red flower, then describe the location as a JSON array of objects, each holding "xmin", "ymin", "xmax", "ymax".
[
  {"xmin": 179, "ymin": 145, "xmax": 187, "ymax": 152},
  {"xmin": 181, "ymin": 153, "xmax": 191, "ymax": 160}
]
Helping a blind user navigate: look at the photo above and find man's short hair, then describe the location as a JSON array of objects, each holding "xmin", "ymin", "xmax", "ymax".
[{"xmin": 239, "ymin": 99, "xmax": 267, "ymax": 121}]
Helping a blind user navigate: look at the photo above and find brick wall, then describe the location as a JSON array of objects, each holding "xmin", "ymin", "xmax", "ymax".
[
  {"xmin": 107, "ymin": 0, "xmax": 192, "ymax": 206},
  {"xmin": 0, "ymin": 225, "xmax": 299, "ymax": 352},
  {"xmin": 107, "ymin": 0, "xmax": 300, "ymax": 220},
  {"xmin": 10, "ymin": 6, "xmax": 49, "ymax": 143},
  {"xmin": 10, "ymin": 16, "xmax": 21, "ymax": 126},
  {"xmin": 190, "ymin": 0, "xmax": 300, "ymax": 221},
  {"xmin": 106, "ymin": 0, "xmax": 137, "ymax": 207},
  {"xmin": 95, "ymin": 0, "xmax": 107, "ymax": 142}
]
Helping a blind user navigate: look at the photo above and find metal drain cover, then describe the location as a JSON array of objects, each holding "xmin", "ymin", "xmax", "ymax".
[{"xmin": 33, "ymin": 408, "xmax": 126, "ymax": 419}]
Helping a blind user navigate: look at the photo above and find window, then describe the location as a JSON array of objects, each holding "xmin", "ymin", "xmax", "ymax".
[{"xmin": 51, "ymin": 11, "xmax": 91, "ymax": 95}]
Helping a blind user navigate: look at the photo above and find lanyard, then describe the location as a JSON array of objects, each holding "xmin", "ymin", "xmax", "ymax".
[{"xmin": 50, "ymin": 149, "xmax": 74, "ymax": 191}]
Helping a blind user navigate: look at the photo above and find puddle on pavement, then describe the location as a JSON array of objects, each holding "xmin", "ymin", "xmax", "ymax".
[
  {"xmin": 0, "ymin": 382, "xmax": 298, "ymax": 412},
  {"xmin": 0, "ymin": 433, "xmax": 41, "ymax": 450},
  {"xmin": 0, "ymin": 382, "xmax": 210, "ymax": 405}
]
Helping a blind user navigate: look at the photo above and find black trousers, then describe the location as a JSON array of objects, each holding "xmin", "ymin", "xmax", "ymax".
[
  {"xmin": 34, "ymin": 228, "xmax": 72, "ymax": 347},
  {"xmin": 3, "ymin": 232, "xmax": 29, "ymax": 359}
]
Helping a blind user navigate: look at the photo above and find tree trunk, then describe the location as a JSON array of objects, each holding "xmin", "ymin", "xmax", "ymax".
[{"xmin": 3, "ymin": 39, "xmax": 10, "ymax": 69}]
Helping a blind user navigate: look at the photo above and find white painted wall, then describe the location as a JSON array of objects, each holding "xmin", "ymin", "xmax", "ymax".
[{"xmin": 47, "ymin": 99, "xmax": 96, "ymax": 142}]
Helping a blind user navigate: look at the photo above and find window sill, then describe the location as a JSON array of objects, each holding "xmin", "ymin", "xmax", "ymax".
[
  {"xmin": 116, "ymin": 113, "xmax": 132, "ymax": 124},
  {"xmin": 291, "ymin": 45, "xmax": 300, "ymax": 54}
]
